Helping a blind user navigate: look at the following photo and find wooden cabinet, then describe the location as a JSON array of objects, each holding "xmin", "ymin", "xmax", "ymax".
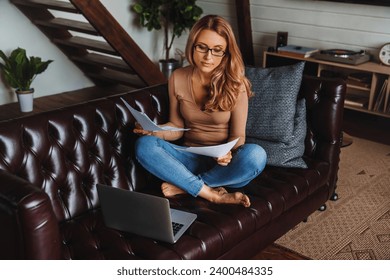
[{"xmin": 263, "ymin": 51, "xmax": 390, "ymax": 118}]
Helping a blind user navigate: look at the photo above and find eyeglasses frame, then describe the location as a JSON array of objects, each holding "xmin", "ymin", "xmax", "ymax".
[{"xmin": 193, "ymin": 44, "xmax": 226, "ymax": 57}]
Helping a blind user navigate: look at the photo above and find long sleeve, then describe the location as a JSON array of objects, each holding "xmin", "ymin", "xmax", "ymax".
[{"xmin": 228, "ymin": 88, "xmax": 248, "ymax": 149}]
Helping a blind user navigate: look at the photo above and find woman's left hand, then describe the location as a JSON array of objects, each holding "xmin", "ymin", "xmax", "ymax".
[
  {"xmin": 133, "ymin": 122, "xmax": 153, "ymax": 136},
  {"xmin": 216, "ymin": 151, "xmax": 232, "ymax": 166}
]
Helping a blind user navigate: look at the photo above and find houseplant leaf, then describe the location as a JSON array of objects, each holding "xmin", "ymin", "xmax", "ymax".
[
  {"xmin": 131, "ymin": 0, "xmax": 203, "ymax": 61},
  {"xmin": 0, "ymin": 47, "xmax": 53, "ymax": 92}
]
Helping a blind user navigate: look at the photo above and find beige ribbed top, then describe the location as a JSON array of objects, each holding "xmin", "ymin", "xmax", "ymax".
[{"xmin": 167, "ymin": 66, "xmax": 248, "ymax": 149}]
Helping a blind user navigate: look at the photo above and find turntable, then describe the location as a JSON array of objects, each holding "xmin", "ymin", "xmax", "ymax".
[{"xmin": 312, "ymin": 49, "xmax": 370, "ymax": 65}]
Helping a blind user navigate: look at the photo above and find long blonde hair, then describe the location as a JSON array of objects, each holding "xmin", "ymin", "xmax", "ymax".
[{"xmin": 185, "ymin": 15, "xmax": 252, "ymax": 111}]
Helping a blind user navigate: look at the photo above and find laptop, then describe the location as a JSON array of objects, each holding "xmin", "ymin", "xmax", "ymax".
[{"xmin": 96, "ymin": 184, "xmax": 197, "ymax": 244}]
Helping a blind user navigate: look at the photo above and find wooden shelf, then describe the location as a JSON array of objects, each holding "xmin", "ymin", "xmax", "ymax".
[
  {"xmin": 0, "ymin": 85, "xmax": 133, "ymax": 122},
  {"xmin": 263, "ymin": 51, "xmax": 390, "ymax": 118},
  {"xmin": 263, "ymin": 51, "xmax": 390, "ymax": 75}
]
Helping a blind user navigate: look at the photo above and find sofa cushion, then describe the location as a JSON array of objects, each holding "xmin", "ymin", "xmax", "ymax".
[
  {"xmin": 247, "ymin": 98, "xmax": 307, "ymax": 168},
  {"xmin": 245, "ymin": 63, "xmax": 307, "ymax": 168}
]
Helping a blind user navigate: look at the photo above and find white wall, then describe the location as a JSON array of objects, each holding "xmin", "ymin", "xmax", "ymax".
[
  {"xmin": 99, "ymin": 0, "xmax": 239, "ymax": 64},
  {"xmin": 1, "ymin": 0, "xmax": 389, "ymax": 106},
  {"xmin": 250, "ymin": 0, "xmax": 390, "ymax": 65},
  {"xmin": 0, "ymin": 1, "xmax": 94, "ymax": 105}
]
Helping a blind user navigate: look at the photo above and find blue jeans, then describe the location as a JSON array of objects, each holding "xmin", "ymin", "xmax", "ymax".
[{"xmin": 135, "ymin": 136, "xmax": 267, "ymax": 197}]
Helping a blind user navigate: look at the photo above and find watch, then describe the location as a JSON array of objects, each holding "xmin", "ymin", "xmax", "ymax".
[{"xmin": 378, "ymin": 43, "xmax": 390, "ymax": 66}]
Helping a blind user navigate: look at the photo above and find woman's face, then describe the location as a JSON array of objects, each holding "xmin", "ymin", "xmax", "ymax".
[{"xmin": 193, "ymin": 29, "xmax": 227, "ymax": 75}]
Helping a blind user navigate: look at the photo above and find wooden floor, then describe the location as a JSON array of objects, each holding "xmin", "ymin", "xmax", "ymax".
[
  {"xmin": 253, "ymin": 243, "xmax": 310, "ymax": 260},
  {"xmin": 342, "ymin": 109, "xmax": 390, "ymax": 146}
]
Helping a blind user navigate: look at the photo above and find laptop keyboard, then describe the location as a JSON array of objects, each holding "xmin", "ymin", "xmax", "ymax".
[{"xmin": 172, "ymin": 222, "xmax": 184, "ymax": 235}]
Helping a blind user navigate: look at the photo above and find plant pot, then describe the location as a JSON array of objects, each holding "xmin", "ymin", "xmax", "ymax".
[
  {"xmin": 159, "ymin": 59, "xmax": 182, "ymax": 79},
  {"xmin": 16, "ymin": 89, "xmax": 34, "ymax": 113}
]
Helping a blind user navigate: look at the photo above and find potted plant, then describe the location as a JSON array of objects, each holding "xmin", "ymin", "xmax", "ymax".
[
  {"xmin": 0, "ymin": 47, "xmax": 53, "ymax": 112},
  {"xmin": 132, "ymin": 0, "xmax": 203, "ymax": 78}
]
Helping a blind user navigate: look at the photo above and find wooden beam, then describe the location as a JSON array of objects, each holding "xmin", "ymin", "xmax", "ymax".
[{"xmin": 235, "ymin": 0, "xmax": 254, "ymax": 66}]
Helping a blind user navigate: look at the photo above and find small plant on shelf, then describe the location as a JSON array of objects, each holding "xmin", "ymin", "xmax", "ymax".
[{"xmin": 0, "ymin": 47, "xmax": 53, "ymax": 92}]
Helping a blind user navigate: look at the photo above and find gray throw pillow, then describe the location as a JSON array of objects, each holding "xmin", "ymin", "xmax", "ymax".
[
  {"xmin": 246, "ymin": 99, "xmax": 307, "ymax": 168},
  {"xmin": 245, "ymin": 62, "xmax": 305, "ymax": 143},
  {"xmin": 245, "ymin": 62, "xmax": 307, "ymax": 168}
]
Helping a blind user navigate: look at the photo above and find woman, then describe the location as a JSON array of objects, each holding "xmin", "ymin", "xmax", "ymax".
[{"xmin": 134, "ymin": 15, "xmax": 266, "ymax": 207}]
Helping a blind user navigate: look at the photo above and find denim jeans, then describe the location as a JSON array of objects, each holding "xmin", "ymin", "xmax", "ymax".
[{"xmin": 135, "ymin": 136, "xmax": 267, "ymax": 197}]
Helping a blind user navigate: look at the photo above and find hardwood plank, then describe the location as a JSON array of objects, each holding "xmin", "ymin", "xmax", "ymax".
[
  {"xmin": 11, "ymin": 0, "xmax": 79, "ymax": 13},
  {"xmin": 34, "ymin": 18, "xmax": 99, "ymax": 35},
  {"xmin": 253, "ymin": 243, "xmax": 310, "ymax": 260},
  {"xmin": 87, "ymin": 69, "xmax": 146, "ymax": 88},
  {"xmin": 53, "ymin": 36, "xmax": 117, "ymax": 55},
  {"xmin": 71, "ymin": 53, "xmax": 135, "ymax": 73}
]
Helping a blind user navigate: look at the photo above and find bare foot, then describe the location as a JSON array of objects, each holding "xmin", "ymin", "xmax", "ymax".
[
  {"xmin": 212, "ymin": 187, "xmax": 228, "ymax": 195},
  {"xmin": 161, "ymin": 182, "xmax": 186, "ymax": 197},
  {"xmin": 162, "ymin": 183, "xmax": 250, "ymax": 207},
  {"xmin": 215, "ymin": 192, "xmax": 251, "ymax": 208},
  {"xmin": 161, "ymin": 183, "xmax": 227, "ymax": 197},
  {"xmin": 199, "ymin": 186, "xmax": 250, "ymax": 207}
]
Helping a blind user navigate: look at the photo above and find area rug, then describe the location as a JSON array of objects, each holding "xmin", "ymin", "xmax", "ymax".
[{"xmin": 276, "ymin": 137, "xmax": 390, "ymax": 260}]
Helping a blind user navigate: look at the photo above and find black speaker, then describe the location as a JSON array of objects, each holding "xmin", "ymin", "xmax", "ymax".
[{"xmin": 276, "ymin": 32, "xmax": 288, "ymax": 50}]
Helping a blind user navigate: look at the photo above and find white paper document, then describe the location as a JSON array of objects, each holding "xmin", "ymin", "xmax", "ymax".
[
  {"xmin": 121, "ymin": 97, "xmax": 189, "ymax": 132},
  {"xmin": 174, "ymin": 138, "xmax": 239, "ymax": 158}
]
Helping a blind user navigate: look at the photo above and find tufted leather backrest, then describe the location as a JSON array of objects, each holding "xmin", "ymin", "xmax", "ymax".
[{"xmin": 0, "ymin": 84, "xmax": 169, "ymax": 223}]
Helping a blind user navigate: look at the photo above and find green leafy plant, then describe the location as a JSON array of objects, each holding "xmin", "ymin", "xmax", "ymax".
[
  {"xmin": 132, "ymin": 0, "xmax": 203, "ymax": 61},
  {"xmin": 0, "ymin": 47, "xmax": 53, "ymax": 92}
]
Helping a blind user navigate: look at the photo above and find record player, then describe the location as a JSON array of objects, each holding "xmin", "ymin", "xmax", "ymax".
[{"xmin": 312, "ymin": 49, "xmax": 370, "ymax": 65}]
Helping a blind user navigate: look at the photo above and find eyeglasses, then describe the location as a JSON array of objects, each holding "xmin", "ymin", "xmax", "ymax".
[{"xmin": 193, "ymin": 44, "xmax": 226, "ymax": 57}]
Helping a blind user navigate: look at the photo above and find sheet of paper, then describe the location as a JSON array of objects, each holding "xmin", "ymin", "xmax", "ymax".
[
  {"xmin": 121, "ymin": 97, "xmax": 189, "ymax": 132},
  {"xmin": 174, "ymin": 138, "xmax": 239, "ymax": 158}
]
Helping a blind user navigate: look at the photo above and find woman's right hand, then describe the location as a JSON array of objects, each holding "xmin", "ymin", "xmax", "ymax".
[{"xmin": 133, "ymin": 121, "xmax": 183, "ymax": 141}]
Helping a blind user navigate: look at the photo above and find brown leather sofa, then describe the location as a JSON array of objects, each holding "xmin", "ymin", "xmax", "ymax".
[{"xmin": 0, "ymin": 75, "xmax": 345, "ymax": 260}]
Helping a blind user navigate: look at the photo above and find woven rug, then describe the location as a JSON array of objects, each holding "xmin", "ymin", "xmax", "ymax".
[{"xmin": 276, "ymin": 137, "xmax": 390, "ymax": 260}]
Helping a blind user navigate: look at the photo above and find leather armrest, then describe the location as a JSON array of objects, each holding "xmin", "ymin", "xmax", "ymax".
[
  {"xmin": 302, "ymin": 76, "xmax": 346, "ymax": 144},
  {"xmin": 0, "ymin": 170, "xmax": 61, "ymax": 259},
  {"xmin": 301, "ymin": 76, "xmax": 346, "ymax": 197}
]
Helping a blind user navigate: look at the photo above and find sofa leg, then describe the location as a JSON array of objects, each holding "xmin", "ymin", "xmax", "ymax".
[
  {"xmin": 330, "ymin": 192, "xmax": 339, "ymax": 201},
  {"xmin": 318, "ymin": 204, "xmax": 327, "ymax": 211},
  {"xmin": 303, "ymin": 218, "xmax": 308, "ymax": 223}
]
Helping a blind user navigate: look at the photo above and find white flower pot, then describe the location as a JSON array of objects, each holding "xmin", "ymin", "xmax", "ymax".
[{"xmin": 16, "ymin": 89, "xmax": 34, "ymax": 113}]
